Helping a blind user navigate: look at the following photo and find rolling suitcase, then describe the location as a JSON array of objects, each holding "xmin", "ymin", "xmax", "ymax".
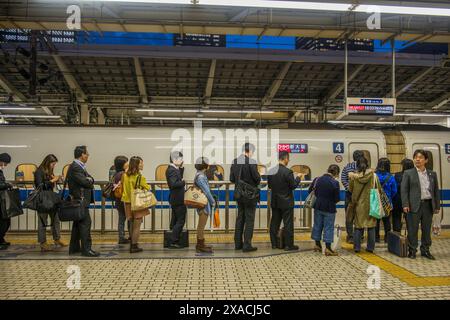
[
  {"xmin": 276, "ymin": 228, "xmax": 285, "ymax": 249},
  {"xmin": 387, "ymin": 215, "xmax": 408, "ymax": 258},
  {"xmin": 164, "ymin": 230, "xmax": 189, "ymax": 248}
]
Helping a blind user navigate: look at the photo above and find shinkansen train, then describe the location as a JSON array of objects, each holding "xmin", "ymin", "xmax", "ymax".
[{"xmin": 0, "ymin": 125, "xmax": 449, "ymax": 232}]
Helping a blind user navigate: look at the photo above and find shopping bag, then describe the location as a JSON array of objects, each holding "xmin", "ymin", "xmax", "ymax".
[
  {"xmin": 213, "ymin": 207, "xmax": 220, "ymax": 228},
  {"xmin": 432, "ymin": 213, "xmax": 442, "ymax": 236},
  {"xmin": 369, "ymin": 174, "xmax": 383, "ymax": 219},
  {"xmin": 130, "ymin": 175, "xmax": 157, "ymax": 211},
  {"xmin": 322, "ymin": 225, "xmax": 341, "ymax": 254},
  {"xmin": 0, "ymin": 189, "xmax": 24, "ymax": 218}
]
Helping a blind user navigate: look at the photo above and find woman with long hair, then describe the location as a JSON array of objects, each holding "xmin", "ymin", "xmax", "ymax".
[
  {"xmin": 34, "ymin": 154, "xmax": 65, "ymax": 252},
  {"xmin": 194, "ymin": 157, "xmax": 216, "ymax": 253},
  {"xmin": 349, "ymin": 156, "xmax": 380, "ymax": 253},
  {"xmin": 121, "ymin": 156, "xmax": 150, "ymax": 253}
]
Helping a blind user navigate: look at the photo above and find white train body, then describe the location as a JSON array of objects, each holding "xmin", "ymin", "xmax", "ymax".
[{"xmin": 0, "ymin": 126, "xmax": 448, "ymax": 231}]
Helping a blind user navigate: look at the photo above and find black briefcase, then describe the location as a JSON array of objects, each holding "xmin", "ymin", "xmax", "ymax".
[
  {"xmin": 276, "ymin": 227, "xmax": 285, "ymax": 249},
  {"xmin": 387, "ymin": 231, "xmax": 408, "ymax": 258},
  {"xmin": 164, "ymin": 230, "xmax": 189, "ymax": 248},
  {"xmin": 57, "ymin": 198, "xmax": 86, "ymax": 222}
]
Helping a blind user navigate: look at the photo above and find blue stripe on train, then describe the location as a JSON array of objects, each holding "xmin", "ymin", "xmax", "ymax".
[{"xmin": 18, "ymin": 189, "xmax": 450, "ymax": 204}]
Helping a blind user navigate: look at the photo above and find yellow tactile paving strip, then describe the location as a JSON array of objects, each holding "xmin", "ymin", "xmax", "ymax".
[{"xmin": 341, "ymin": 231, "xmax": 450, "ymax": 287}]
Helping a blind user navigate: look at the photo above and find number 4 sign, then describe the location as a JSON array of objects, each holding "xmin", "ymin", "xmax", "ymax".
[
  {"xmin": 445, "ymin": 144, "xmax": 450, "ymax": 154},
  {"xmin": 333, "ymin": 142, "xmax": 344, "ymax": 154}
]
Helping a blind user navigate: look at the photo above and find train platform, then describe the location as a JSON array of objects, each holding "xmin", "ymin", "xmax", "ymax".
[{"xmin": 1, "ymin": 231, "xmax": 450, "ymax": 300}]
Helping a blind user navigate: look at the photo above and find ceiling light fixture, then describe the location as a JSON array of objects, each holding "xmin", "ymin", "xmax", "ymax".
[
  {"xmin": 0, "ymin": 115, "xmax": 61, "ymax": 119},
  {"xmin": 142, "ymin": 116, "xmax": 256, "ymax": 122},
  {"xmin": 74, "ymin": 1, "xmax": 450, "ymax": 17},
  {"xmin": 136, "ymin": 108, "xmax": 274, "ymax": 114},
  {"xmin": 0, "ymin": 106, "xmax": 36, "ymax": 111}
]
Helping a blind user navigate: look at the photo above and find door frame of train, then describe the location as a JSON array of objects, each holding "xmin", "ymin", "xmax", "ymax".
[
  {"xmin": 412, "ymin": 142, "xmax": 443, "ymax": 217},
  {"xmin": 348, "ymin": 142, "xmax": 380, "ymax": 167}
]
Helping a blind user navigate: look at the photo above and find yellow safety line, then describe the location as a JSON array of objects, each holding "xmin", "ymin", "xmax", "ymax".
[{"xmin": 341, "ymin": 242, "xmax": 450, "ymax": 287}]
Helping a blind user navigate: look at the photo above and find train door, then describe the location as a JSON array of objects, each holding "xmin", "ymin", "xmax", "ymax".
[
  {"xmin": 411, "ymin": 143, "xmax": 442, "ymax": 190},
  {"xmin": 348, "ymin": 143, "xmax": 379, "ymax": 169}
]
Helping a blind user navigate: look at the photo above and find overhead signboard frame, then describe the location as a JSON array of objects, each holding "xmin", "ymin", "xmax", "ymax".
[{"xmin": 345, "ymin": 97, "xmax": 396, "ymax": 116}]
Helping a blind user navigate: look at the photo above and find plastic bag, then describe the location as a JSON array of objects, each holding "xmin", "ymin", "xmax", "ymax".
[{"xmin": 432, "ymin": 214, "xmax": 442, "ymax": 236}]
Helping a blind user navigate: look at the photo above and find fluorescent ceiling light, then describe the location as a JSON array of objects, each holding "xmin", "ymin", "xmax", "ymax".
[
  {"xmin": 142, "ymin": 116, "xmax": 255, "ymax": 121},
  {"xmin": 328, "ymin": 120, "xmax": 409, "ymax": 125},
  {"xmin": 0, "ymin": 115, "xmax": 61, "ymax": 119},
  {"xmin": 396, "ymin": 113, "xmax": 450, "ymax": 117},
  {"xmin": 354, "ymin": 5, "xmax": 450, "ymax": 17},
  {"xmin": 136, "ymin": 108, "xmax": 274, "ymax": 114},
  {"xmin": 0, "ymin": 107, "xmax": 36, "ymax": 111},
  {"xmin": 75, "ymin": 1, "xmax": 450, "ymax": 17}
]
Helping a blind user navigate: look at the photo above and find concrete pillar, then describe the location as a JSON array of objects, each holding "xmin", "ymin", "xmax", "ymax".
[{"xmin": 80, "ymin": 104, "xmax": 89, "ymax": 125}]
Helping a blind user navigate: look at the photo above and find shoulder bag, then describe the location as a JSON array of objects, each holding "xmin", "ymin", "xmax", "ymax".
[
  {"xmin": 233, "ymin": 165, "xmax": 259, "ymax": 203},
  {"xmin": 57, "ymin": 166, "xmax": 86, "ymax": 222},
  {"xmin": 130, "ymin": 174, "xmax": 157, "ymax": 211},
  {"xmin": 184, "ymin": 173, "xmax": 208, "ymax": 209}
]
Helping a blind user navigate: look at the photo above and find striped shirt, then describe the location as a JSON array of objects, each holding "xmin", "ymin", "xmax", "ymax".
[{"xmin": 341, "ymin": 161, "xmax": 357, "ymax": 191}]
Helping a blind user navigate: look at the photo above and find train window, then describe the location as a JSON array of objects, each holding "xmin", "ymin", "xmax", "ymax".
[
  {"xmin": 290, "ymin": 165, "xmax": 311, "ymax": 181},
  {"xmin": 62, "ymin": 164, "xmax": 70, "ymax": 179},
  {"xmin": 15, "ymin": 163, "xmax": 37, "ymax": 188},
  {"xmin": 155, "ymin": 164, "xmax": 169, "ymax": 188},
  {"xmin": 258, "ymin": 165, "xmax": 267, "ymax": 176},
  {"xmin": 424, "ymin": 151, "xmax": 433, "ymax": 171},
  {"xmin": 361, "ymin": 150, "xmax": 371, "ymax": 168},
  {"xmin": 206, "ymin": 164, "xmax": 224, "ymax": 181},
  {"xmin": 109, "ymin": 165, "xmax": 116, "ymax": 181}
]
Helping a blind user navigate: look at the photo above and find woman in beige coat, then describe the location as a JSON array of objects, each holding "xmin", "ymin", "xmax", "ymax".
[{"xmin": 349, "ymin": 157, "xmax": 381, "ymax": 253}]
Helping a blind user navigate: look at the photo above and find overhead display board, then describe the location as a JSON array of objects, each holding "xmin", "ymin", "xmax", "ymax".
[{"xmin": 345, "ymin": 98, "xmax": 396, "ymax": 116}]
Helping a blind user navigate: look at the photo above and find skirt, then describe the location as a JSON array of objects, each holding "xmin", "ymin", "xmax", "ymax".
[{"xmin": 124, "ymin": 202, "xmax": 150, "ymax": 219}]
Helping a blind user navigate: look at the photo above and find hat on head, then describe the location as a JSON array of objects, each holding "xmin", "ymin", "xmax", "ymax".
[{"xmin": 0, "ymin": 153, "xmax": 12, "ymax": 164}]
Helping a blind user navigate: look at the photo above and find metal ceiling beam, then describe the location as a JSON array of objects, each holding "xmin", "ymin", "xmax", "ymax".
[
  {"xmin": 430, "ymin": 91, "xmax": 450, "ymax": 110},
  {"xmin": 203, "ymin": 59, "xmax": 216, "ymax": 106},
  {"xmin": 320, "ymin": 64, "xmax": 365, "ymax": 105},
  {"xmin": 52, "ymin": 55, "xmax": 88, "ymax": 123},
  {"xmin": 52, "ymin": 55, "xmax": 88, "ymax": 102},
  {"xmin": 395, "ymin": 67, "xmax": 434, "ymax": 98},
  {"xmin": 0, "ymin": 73, "xmax": 27, "ymax": 102},
  {"xmin": 262, "ymin": 62, "xmax": 292, "ymax": 106},
  {"xmin": 229, "ymin": 8, "xmax": 258, "ymax": 22},
  {"xmin": 133, "ymin": 57, "xmax": 148, "ymax": 104}
]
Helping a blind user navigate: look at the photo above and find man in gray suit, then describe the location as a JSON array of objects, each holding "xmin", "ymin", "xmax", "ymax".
[{"xmin": 401, "ymin": 149, "xmax": 440, "ymax": 260}]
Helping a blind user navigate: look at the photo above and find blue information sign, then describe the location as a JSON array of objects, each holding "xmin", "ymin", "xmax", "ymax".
[
  {"xmin": 333, "ymin": 142, "xmax": 344, "ymax": 154},
  {"xmin": 445, "ymin": 144, "xmax": 450, "ymax": 154}
]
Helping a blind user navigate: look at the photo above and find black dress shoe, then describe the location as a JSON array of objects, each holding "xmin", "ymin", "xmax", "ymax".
[
  {"xmin": 82, "ymin": 250, "xmax": 100, "ymax": 257},
  {"xmin": 242, "ymin": 246, "xmax": 258, "ymax": 252},
  {"xmin": 69, "ymin": 250, "xmax": 81, "ymax": 255},
  {"xmin": 408, "ymin": 251, "xmax": 416, "ymax": 259},
  {"xmin": 285, "ymin": 245, "xmax": 299, "ymax": 251},
  {"xmin": 421, "ymin": 252, "xmax": 436, "ymax": 260},
  {"xmin": 0, "ymin": 241, "xmax": 11, "ymax": 246},
  {"xmin": 118, "ymin": 239, "xmax": 130, "ymax": 245},
  {"xmin": 235, "ymin": 246, "xmax": 243, "ymax": 250},
  {"xmin": 168, "ymin": 243, "xmax": 183, "ymax": 249},
  {"xmin": 0, "ymin": 245, "xmax": 7, "ymax": 250}
]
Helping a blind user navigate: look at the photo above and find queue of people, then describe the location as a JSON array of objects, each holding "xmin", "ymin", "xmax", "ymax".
[{"xmin": 0, "ymin": 146, "xmax": 441, "ymax": 260}]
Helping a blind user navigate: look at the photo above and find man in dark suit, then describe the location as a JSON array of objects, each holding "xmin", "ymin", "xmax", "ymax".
[
  {"xmin": 67, "ymin": 146, "xmax": 99, "ymax": 257},
  {"xmin": 0, "ymin": 153, "xmax": 13, "ymax": 250},
  {"xmin": 268, "ymin": 151, "xmax": 302, "ymax": 251},
  {"xmin": 401, "ymin": 149, "xmax": 440, "ymax": 260},
  {"xmin": 230, "ymin": 143, "xmax": 261, "ymax": 252},
  {"xmin": 166, "ymin": 151, "xmax": 186, "ymax": 249}
]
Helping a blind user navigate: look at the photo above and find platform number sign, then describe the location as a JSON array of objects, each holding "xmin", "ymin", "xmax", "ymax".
[
  {"xmin": 333, "ymin": 142, "xmax": 344, "ymax": 154},
  {"xmin": 445, "ymin": 144, "xmax": 450, "ymax": 154}
]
